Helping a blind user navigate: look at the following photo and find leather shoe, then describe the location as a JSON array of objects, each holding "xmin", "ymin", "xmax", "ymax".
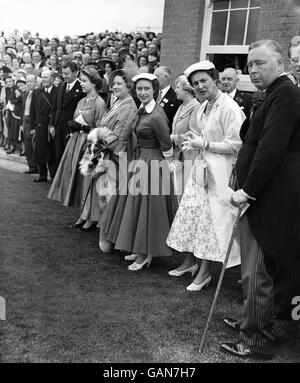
[
  {"xmin": 220, "ymin": 341, "xmax": 274, "ymax": 360},
  {"xmin": 23, "ymin": 169, "xmax": 38, "ymax": 175},
  {"xmin": 33, "ymin": 178, "xmax": 47, "ymax": 182},
  {"xmin": 223, "ymin": 317, "xmax": 240, "ymax": 332}
]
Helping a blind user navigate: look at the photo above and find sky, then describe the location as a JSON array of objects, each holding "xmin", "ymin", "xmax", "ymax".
[{"xmin": 0, "ymin": 0, "xmax": 165, "ymax": 39}]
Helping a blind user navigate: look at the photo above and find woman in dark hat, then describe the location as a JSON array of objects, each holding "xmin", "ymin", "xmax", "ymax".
[
  {"xmin": 3, "ymin": 74, "xmax": 18, "ymax": 153},
  {"xmin": 47, "ymin": 66, "xmax": 105, "ymax": 229},
  {"xmin": 76, "ymin": 68, "xmax": 138, "ymax": 236},
  {"xmin": 100, "ymin": 73, "xmax": 178, "ymax": 270}
]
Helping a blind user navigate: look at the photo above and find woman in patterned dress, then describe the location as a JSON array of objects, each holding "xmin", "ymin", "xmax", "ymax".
[{"xmin": 166, "ymin": 61, "xmax": 245, "ymax": 291}]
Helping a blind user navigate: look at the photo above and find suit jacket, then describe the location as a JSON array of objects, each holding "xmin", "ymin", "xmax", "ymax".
[
  {"xmin": 236, "ymin": 75, "xmax": 300, "ymax": 265},
  {"xmin": 157, "ymin": 87, "xmax": 181, "ymax": 132},
  {"xmin": 30, "ymin": 86, "xmax": 58, "ymax": 163},
  {"xmin": 50, "ymin": 80, "xmax": 85, "ymax": 131},
  {"xmin": 233, "ymin": 89, "xmax": 253, "ymax": 117}
]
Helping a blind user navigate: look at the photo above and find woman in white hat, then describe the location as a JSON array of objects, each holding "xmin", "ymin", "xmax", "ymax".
[
  {"xmin": 100, "ymin": 72, "xmax": 178, "ymax": 270},
  {"xmin": 167, "ymin": 61, "xmax": 245, "ymax": 291}
]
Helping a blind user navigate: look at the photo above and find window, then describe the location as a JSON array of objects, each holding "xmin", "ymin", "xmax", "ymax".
[
  {"xmin": 209, "ymin": 0, "xmax": 261, "ymax": 46},
  {"xmin": 200, "ymin": 0, "xmax": 261, "ymax": 81}
]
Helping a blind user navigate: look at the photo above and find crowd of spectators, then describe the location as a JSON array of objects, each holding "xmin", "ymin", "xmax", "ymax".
[
  {"xmin": 0, "ymin": 29, "xmax": 161, "ymax": 79},
  {"xmin": 0, "ymin": 29, "xmax": 161, "ymax": 153}
]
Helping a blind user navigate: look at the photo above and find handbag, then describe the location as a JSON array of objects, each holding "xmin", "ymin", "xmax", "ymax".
[
  {"xmin": 192, "ymin": 150, "xmax": 208, "ymax": 188},
  {"xmin": 228, "ymin": 163, "xmax": 239, "ymax": 190}
]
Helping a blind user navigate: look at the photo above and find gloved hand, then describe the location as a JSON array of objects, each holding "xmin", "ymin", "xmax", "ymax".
[
  {"xmin": 182, "ymin": 132, "xmax": 204, "ymax": 153},
  {"xmin": 67, "ymin": 120, "xmax": 82, "ymax": 132},
  {"xmin": 80, "ymin": 125, "xmax": 93, "ymax": 134}
]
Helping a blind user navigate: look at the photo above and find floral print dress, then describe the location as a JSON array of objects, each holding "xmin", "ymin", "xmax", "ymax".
[{"xmin": 166, "ymin": 92, "xmax": 245, "ymax": 267}]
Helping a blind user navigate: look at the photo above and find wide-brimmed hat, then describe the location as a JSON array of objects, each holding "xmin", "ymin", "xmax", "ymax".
[{"xmin": 98, "ymin": 58, "xmax": 116, "ymax": 72}]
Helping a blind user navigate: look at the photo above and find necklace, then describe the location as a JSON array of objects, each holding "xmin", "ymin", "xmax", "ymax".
[
  {"xmin": 207, "ymin": 90, "xmax": 221, "ymax": 106},
  {"xmin": 86, "ymin": 94, "xmax": 98, "ymax": 102}
]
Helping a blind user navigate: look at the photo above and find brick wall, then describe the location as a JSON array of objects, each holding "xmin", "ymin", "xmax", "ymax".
[
  {"xmin": 160, "ymin": 0, "xmax": 205, "ymax": 79},
  {"xmin": 160, "ymin": 0, "xmax": 300, "ymax": 75},
  {"xmin": 257, "ymin": 0, "xmax": 300, "ymax": 58}
]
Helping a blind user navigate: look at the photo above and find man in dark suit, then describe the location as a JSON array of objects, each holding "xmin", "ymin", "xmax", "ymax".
[
  {"xmin": 221, "ymin": 40, "xmax": 300, "ymax": 359},
  {"xmin": 21, "ymin": 73, "xmax": 38, "ymax": 174},
  {"xmin": 30, "ymin": 69, "xmax": 57, "ymax": 182},
  {"xmin": 49, "ymin": 61, "xmax": 84, "ymax": 171},
  {"xmin": 154, "ymin": 66, "xmax": 181, "ymax": 131},
  {"xmin": 21, "ymin": 30, "xmax": 34, "ymax": 48},
  {"xmin": 221, "ymin": 67, "xmax": 253, "ymax": 117},
  {"xmin": 32, "ymin": 50, "xmax": 46, "ymax": 77}
]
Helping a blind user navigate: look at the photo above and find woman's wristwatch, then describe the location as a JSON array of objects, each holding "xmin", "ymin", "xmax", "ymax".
[{"xmin": 204, "ymin": 141, "xmax": 210, "ymax": 151}]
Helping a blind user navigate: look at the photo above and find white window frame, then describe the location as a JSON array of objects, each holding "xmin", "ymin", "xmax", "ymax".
[{"xmin": 200, "ymin": 0, "xmax": 261, "ymax": 60}]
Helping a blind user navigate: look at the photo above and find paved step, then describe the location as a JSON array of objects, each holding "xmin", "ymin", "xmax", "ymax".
[
  {"xmin": 0, "ymin": 147, "xmax": 27, "ymax": 173},
  {"xmin": 0, "ymin": 147, "xmax": 27, "ymax": 165}
]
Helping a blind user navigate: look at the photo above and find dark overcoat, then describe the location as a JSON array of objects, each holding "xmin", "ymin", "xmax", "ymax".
[
  {"xmin": 30, "ymin": 86, "xmax": 57, "ymax": 163},
  {"xmin": 50, "ymin": 80, "xmax": 84, "ymax": 132},
  {"xmin": 157, "ymin": 87, "xmax": 181, "ymax": 132},
  {"xmin": 234, "ymin": 89, "xmax": 253, "ymax": 117},
  {"xmin": 236, "ymin": 75, "xmax": 300, "ymax": 265}
]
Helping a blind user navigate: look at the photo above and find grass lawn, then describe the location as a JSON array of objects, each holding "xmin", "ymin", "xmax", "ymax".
[{"xmin": 0, "ymin": 167, "xmax": 299, "ymax": 363}]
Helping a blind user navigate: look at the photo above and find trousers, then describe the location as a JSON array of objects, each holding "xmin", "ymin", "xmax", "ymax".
[{"xmin": 239, "ymin": 215, "xmax": 277, "ymax": 352}]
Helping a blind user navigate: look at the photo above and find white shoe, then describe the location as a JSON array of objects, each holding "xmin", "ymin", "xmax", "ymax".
[
  {"xmin": 186, "ymin": 275, "xmax": 212, "ymax": 291},
  {"xmin": 124, "ymin": 253, "xmax": 139, "ymax": 261},
  {"xmin": 168, "ymin": 263, "xmax": 199, "ymax": 277},
  {"xmin": 128, "ymin": 257, "xmax": 152, "ymax": 271}
]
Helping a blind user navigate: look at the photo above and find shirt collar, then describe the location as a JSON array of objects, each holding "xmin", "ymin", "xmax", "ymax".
[
  {"xmin": 160, "ymin": 85, "xmax": 170, "ymax": 99},
  {"xmin": 67, "ymin": 79, "xmax": 77, "ymax": 91},
  {"xmin": 141, "ymin": 99, "xmax": 156, "ymax": 113},
  {"xmin": 45, "ymin": 86, "xmax": 53, "ymax": 93},
  {"xmin": 228, "ymin": 88, "xmax": 237, "ymax": 99}
]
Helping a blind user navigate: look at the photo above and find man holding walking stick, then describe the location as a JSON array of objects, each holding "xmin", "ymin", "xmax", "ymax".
[{"xmin": 220, "ymin": 39, "xmax": 300, "ymax": 359}]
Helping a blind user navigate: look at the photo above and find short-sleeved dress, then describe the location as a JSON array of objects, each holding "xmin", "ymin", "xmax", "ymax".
[
  {"xmin": 101, "ymin": 100, "xmax": 178, "ymax": 258},
  {"xmin": 47, "ymin": 95, "xmax": 105, "ymax": 208}
]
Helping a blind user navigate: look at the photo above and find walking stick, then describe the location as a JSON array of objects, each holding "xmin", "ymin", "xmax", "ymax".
[{"xmin": 199, "ymin": 206, "xmax": 243, "ymax": 353}]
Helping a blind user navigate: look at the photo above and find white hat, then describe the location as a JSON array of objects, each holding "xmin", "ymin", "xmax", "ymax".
[
  {"xmin": 184, "ymin": 61, "xmax": 215, "ymax": 80},
  {"xmin": 132, "ymin": 73, "xmax": 157, "ymax": 82}
]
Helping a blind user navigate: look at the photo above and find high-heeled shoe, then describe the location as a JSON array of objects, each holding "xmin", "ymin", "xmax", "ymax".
[
  {"xmin": 69, "ymin": 220, "xmax": 86, "ymax": 229},
  {"xmin": 124, "ymin": 253, "xmax": 139, "ymax": 261},
  {"xmin": 7, "ymin": 148, "xmax": 15, "ymax": 154},
  {"xmin": 168, "ymin": 263, "xmax": 198, "ymax": 277},
  {"xmin": 128, "ymin": 256, "xmax": 152, "ymax": 271},
  {"xmin": 79, "ymin": 222, "xmax": 98, "ymax": 232},
  {"xmin": 186, "ymin": 275, "xmax": 212, "ymax": 291}
]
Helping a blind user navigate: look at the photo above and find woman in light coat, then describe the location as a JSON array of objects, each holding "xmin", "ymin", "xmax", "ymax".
[{"xmin": 167, "ymin": 61, "xmax": 245, "ymax": 291}]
